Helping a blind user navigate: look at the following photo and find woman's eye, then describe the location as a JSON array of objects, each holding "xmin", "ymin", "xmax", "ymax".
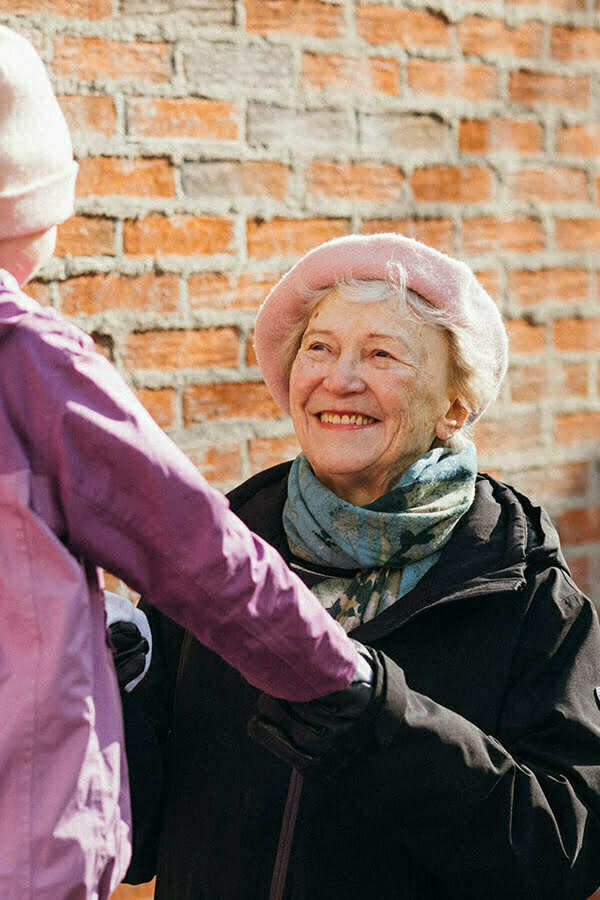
[
  {"xmin": 307, "ymin": 341, "xmax": 327, "ymax": 352},
  {"xmin": 373, "ymin": 349, "xmax": 393, "ymax": 359}
]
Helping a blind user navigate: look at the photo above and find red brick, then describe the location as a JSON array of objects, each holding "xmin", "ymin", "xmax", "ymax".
[
  {"xmin": 249, "ymin": 435, "xmax": 301, "ymax": 474},
  {"xmin": 25, "ymin": 281, "xmax": 51, "ymax": 305},
  {"xmin": 364, "ymin": 59, "xmax": 400, "ymax": 96},
  {"xmin": 462, "ymin": 217, "xmax": 544, "ymax": 253},
  {"xmin": 411, "ymin": 166, "xmax": 494, "ymax": 203},
  {"xmin": 246, "ymin": 0, "xmax": 345, "ymax": 38},
  {"xmin": 506, "ymin": 319, "xmax": 546, "ymax": 354},
  {"xmin": 474, "ymin": 414, "xmax": 542, "ymax": 454},
  {"xmin": 459, "ymin": 118, "xmax": 543, "ymax": 155},
  {"xmin": 124, "ymin": 215, "xmax": 234, "ymax": 258},
  {"xmin": 508, "ymin": 461, "xmax": 590, "ymax": 501},
  {"xmin": 58, "ymin": 95, "xmax": 116, "ymax": 137},
  {"xmin": 557, "ymin": 123, "xmax": 600, "ymax": 156},
  {"xmin": 552, "ymin": 317, "xmax": 600, "ymax": 351},
  {"xmin": 476, "ymin": 270, "xmax": 501, "ymax": 300},
  {"xmin": 53, "ymin": 37, "xmax": 171, "ymax": 83},
  {"xmin": 508, "ymin": 168, "xmax": 588, "ymax": 204},
  {"xmin": 484, "ymin": 466, "xmax": 503, "ymax": 482},
  {"xmin": 246, "ymin": 333, "xmax": 258, "ymax": 368},
  {"xmin": 509, "ymin": 362, "xmax": 588, "ymax": 403},
  {"xmin": 247, "ymin": 218, "xmax": 349, "ymax": 260},
  {"xmin": 552, "ymin": 26, "xmax": 600, "ymax": 61},
  {"xmin": 101, "ymin": 575, "xmax": 139, "ymax": 605},
  {"xmin": 508, "ymin": 269, "xmax": 588, "ymax": 306},
  {"xmin": 56, "ymin": 216, "xmax": 115, "ymax": 257},
  {"xmin": 361, "ymin": 219, "xmax": 454, "ymax": 253},
  {"xmin": 508, "ymin": 0, "xmax": 584, "ymax": 10},
  {"xmin": 76, "ymin": 158, "xmax": 175, "ymax": 198},
  {"xmin": 306, "ymin": 161, "xmax": 403, "ymax": 203},
  {"xmin": 238, "ymin": 162, "xmax": 289, "ymax": 200},
  {"xmin": 127, "ymin": 98, "xmax": 239, "ymax": 140},
  {"xmin": 4, "ymin": 0, "xmax": 110, "ymax": 15},
  {"xmin": 123, "ymin": 328, "xmax": 239, "ymax": 371},
  {"xmin": 302, "ymin": 53, "xmax": 400, "ymax": 95},
  {"xmin": 556, "ymin": 505, "xmax": 600, "ymax": 543},
  {"xmin": 555, "ymin": 219, "xmax": 600, "ymax": 251},
  {"xmin": 184, "ymin": 161, "xmax": 289, "ymax": 201},
  {"xmin": 182, "ymin": 382, "xmax": 281, "ymax": 424},
  {"xmin": 408, "ymin": 60, "xmax": 498, "ymax": 101},
  {"xmin": 60, "ymin": 273, "xmax": 179, "ymax": 316},
  {"xmin": 356, "ymin": 5, "xmax": 449, "ymax": 49},
  {"xmin": 554, "ymin": 412, "xmax": 600, "ymax": 445},
  {"xmin": 134, "ymin": 388, "xmax": 176, "ymax": 429},
  {"xmin": 564, "ymin": 555, "xmax": 591, "ymax": 598},
  {"xmin": 188, "ymin": 272, "xmax": 278, "ymax": 312},
  {"xmin": 458, "ymin": 17, "xmax": 543, "ymax": 57},
  {"xmin": 509, "ymin": 70, "xmax": 589, "ymax": 108},
  {"xmin": 184, "ymin": 443, "xmax": 242, "ymax": 486},
  {"xmin": 102, "ymin": 572, "xmax": 130, "ymax": 600}
]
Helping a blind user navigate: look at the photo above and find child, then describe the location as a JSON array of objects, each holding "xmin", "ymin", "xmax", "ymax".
[{"xmin": 0, "ymin": 25, "xmax": 359, "ymax": 899}]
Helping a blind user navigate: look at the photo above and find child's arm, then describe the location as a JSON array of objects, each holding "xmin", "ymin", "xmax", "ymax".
[{"xmin": 10, "ymin": 303, "xmax": 358, "ymax": 700}]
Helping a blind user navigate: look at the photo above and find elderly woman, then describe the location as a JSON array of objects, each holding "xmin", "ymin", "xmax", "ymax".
[{"xmin": 120, "ymin": 234, "xmax": 600, "ymax": 900}]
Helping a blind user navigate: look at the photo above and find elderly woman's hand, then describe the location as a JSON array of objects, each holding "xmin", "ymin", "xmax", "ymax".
[{"xmin": 248, "ymin": 643, "xmax": 384, "ymax": 776}]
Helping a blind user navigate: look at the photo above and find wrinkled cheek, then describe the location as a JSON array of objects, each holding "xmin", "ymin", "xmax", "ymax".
[
  {"xmin": 398, "ymin": 396, "xmax": 441, "ymax": 453},
  {"xmin": 290, "ymin": 363, "xmax": 321, "ymax": 409}
]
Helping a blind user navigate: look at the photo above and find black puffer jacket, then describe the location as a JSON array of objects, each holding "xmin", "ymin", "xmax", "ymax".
[{"xmin": 123, "ymin": 463, "xmax": 600, "ymax": 899}]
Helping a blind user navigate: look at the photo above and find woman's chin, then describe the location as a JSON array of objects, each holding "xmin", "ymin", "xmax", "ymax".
[{"xmin": 309, "ymin": 464, "xmax": 381, "ymax": 504}]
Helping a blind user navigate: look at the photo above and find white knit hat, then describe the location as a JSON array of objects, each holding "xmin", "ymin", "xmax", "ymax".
[
  {"xmin": 0, "ymin": 25, "xmax": 77, "ymax": 240},
  {"xmin": 254, "ymin": 233, "xmax": 509, "ymax": 424}
]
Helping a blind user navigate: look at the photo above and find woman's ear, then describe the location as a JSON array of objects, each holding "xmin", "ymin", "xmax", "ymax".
[{"xmin": 434, "ymin": 399, "xmax": 470, "ymax": 441}]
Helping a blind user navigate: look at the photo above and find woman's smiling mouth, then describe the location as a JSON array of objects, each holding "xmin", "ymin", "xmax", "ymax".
[{"xmin": 318, "ymin": 412, "xmax": 378, "ymax": 426}]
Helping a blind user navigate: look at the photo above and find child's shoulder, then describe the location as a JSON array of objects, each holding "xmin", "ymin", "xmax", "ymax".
[{"xmin": 0, "ymin": 272, "xmax": 93, "ymax": 356}]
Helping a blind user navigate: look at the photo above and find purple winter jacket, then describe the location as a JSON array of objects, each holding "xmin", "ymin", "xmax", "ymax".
[{"xmin": 0, "ymin": 272, "xmax": 357, "ymax": 900}]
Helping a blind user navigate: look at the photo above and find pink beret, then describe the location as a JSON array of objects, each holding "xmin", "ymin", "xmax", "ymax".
[{"xmin": 254, "ymin": 232, "xmax": 508, "ymax": 423}]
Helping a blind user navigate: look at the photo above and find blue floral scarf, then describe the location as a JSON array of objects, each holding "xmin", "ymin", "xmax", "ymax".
[{"xmin": 283, "ymin": 441, "xmax": 478, "ymax": 631}]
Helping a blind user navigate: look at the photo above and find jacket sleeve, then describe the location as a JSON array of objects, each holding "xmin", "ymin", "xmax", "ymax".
[
  {"xmin": 352, "ymin": 574, "xmax": 600, "ymax": 899},
  {"xmin": 6, "ymin": 312, "xmax": 357, "ymax": 701}
]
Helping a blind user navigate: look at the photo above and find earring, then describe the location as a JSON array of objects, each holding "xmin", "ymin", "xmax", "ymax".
[{"xmin": 441, "ymin": 422, "xmax": 458, "ymax": 441}]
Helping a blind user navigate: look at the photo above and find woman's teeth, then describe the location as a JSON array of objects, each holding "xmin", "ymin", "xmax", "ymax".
[{"xmin": 319, "ymin": 413, "xmax": 376, "ymax": 425}]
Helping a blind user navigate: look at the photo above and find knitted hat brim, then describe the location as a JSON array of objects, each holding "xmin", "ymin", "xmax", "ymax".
[
  {"xmin": 254, "ymin": 233, "xmax": 508, "ymax": 422},
  {"xmin": 0, "ymin": 163, "xmax": 78, "ymax": 240}
]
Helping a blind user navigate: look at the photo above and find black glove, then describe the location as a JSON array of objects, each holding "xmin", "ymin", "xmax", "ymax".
[
  {"xmin": 109, "ymin": 620, "xmax": 149, "ymax": 692},
  {"xmin": 248, "ymin": 643, "xmax": 383, "ymax": 777}
]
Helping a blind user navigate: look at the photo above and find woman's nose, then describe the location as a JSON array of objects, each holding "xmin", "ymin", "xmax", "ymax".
[{"xmin": 324, "ymin": 355, "xmax": 365, "ymax": 393}]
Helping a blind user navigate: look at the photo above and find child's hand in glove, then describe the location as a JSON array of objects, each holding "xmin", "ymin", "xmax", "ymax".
[
  {"xmin": 104, "ymin": 591, "xmax": 152, "ymax": 692},
  {"xmin": 248, "ymin": 642, "xmax": 383, "ymax": 777}
]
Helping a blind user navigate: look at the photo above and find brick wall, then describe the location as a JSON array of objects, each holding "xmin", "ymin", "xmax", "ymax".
[
  {"xmin": 3, "ymin": 5, "xmax": 600, "ymax": 897},
  {"xmin": 2, "ymin": 0, "xmax": 600, "ymax": 608}
]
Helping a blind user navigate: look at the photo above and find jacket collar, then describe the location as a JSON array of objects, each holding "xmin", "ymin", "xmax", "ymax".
[
  {"xmin": 227, "ymin": 464, "xmax": 563, "ymax": 642},
  {"xmin": 351, "ymin": 474, "xmax": 558, "ymax": 642}
]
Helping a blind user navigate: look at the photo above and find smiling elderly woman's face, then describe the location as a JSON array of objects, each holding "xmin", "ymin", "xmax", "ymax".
[{"xmin": 289, "ymin": 287, "xmax": 468, "ymax": 507}]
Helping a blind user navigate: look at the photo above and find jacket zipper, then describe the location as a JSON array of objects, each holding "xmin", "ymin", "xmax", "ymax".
[{"xmin": 269, "ymin": 768, "xmax": 304, "ymax": 900}]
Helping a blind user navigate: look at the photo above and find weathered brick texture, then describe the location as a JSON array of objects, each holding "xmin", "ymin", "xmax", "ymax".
[
  {"xmin": 3, "ymin": 0, "xmax": 600, "ymax": 685},
  {"xmin": 246, "ymin": 0, "xmax": 345, "ymax": 38},
  {"xmin": 356, "ymin": 5, "xmax": 450, "ymax": 48},
  {"xmin": 54, "ymin": 37, "xmax": 172, "ymax": 83}
]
